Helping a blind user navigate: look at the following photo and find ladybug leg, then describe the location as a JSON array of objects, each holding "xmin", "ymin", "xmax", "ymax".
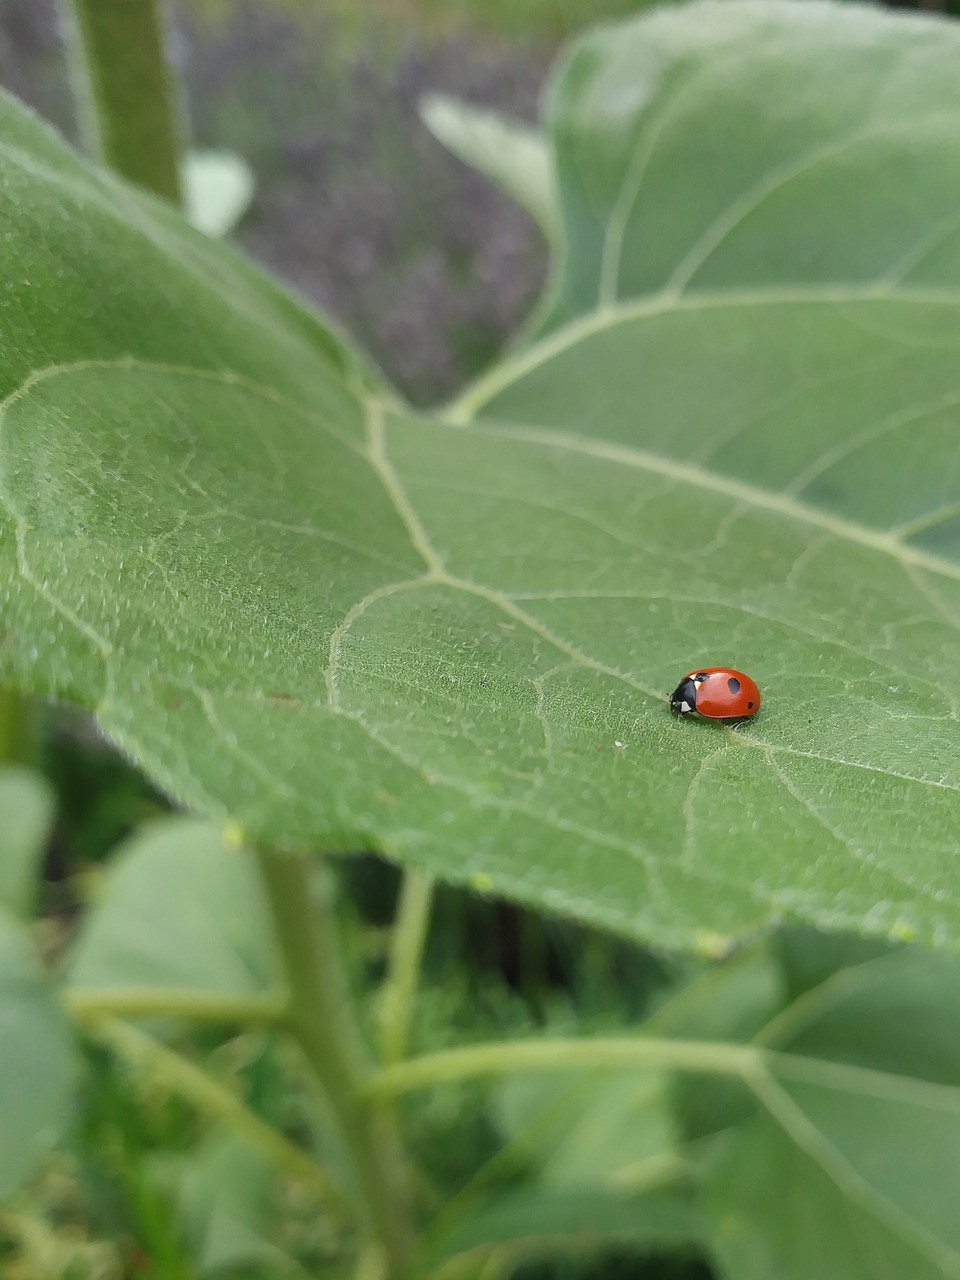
[{"xmin": 669, "ymin": 677, "xmax": 698, "ymax": 715}]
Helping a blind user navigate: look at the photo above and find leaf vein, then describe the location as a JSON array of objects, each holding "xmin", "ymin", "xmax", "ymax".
[
  {"xmin": 446, "ymin": 287, "xmax": 960, "ymax": 422},
  {"xmin": 750, "ymin": 1070, "xmax": 960, "ymax": 1273},
  {"xmin": 475, "ymin": 421, "xmax": 960, "ymax": 585}
]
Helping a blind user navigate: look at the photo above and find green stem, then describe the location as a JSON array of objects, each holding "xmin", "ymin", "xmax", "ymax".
[
  {"xmin": 379, "ymin": 869, "xmax": 435, "ymax": 1066},
  {"xmin": 82, "ymin": 1014, "xmax": 350, "ymax": 1215},
  {"xmin": 65, "ymin": 986, "xmax": 285, "ymax": 1025},
  {"xmin": 256, "ymin": 849, "xmax": 414, "ymax": 1278},
  {"xmin": 62, "ymin": 0, "xmax": 183, "ymax": 203},
  {"xmin": 364, "ymin": 1036, "xmax": 760, "ymax": 1100},
  {"xmin": 0, "ymin": 687, "xmax": 40, "ymax": 766}
]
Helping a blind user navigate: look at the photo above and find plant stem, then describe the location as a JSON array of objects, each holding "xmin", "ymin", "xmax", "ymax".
[
  {"xmin": 65, "ymin": 985, "xmax": 285, "ymax": 1025},
  {"xmin": 0, "ymin": 687, "xmax": 40, "ymax": 767},
  {"xmin": 62, "ymin": 0, "xmax": 183, "ymax": 204},
  {"xmin": 256, "ymin": 849, "xmax": 414, "ymax": 1278},
  {"xmin": 379, "ymin": 869, "xmax": 434, "ymax": 1066},
  {"xmin": 83, "ymin": 1014, "xmax": 350, "ymax": 1215},
  {"xmin": 364, "ymin": 1036, "xmax": 760, "ymax": 1100}
]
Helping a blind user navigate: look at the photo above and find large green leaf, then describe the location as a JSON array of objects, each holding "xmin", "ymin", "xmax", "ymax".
[
  {"xmin": 66, "ymin": 818, "xmax": 280, "ymax": 1008},
  {"xmin": 4, "ymin": 4, "xmax": 960, "ymax": 949},
  {"xmin": 0, "ymin": 910, "xmax": 74, "ymax": 1199},
  {"xmin": 708, "ymin": 1116, "xmax": 953, "ymax": 1280},
  {"xmin": 706, "ymin": 950, "xmax": 960, "ymax": 1278},
  {"xmin": 526, "ymin": 0, "xmax": 960, "ymax": 335}
]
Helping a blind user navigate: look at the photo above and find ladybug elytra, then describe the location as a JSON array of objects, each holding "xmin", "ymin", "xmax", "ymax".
[{"xmin": 669, "ymin": 667, "xmax": 761, "ymax": 720}]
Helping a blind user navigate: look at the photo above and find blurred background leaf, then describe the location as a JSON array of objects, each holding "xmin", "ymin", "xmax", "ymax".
[
  {"xmin": 706, "ymin": 949, "xmax": 960, "ymax": 1278},
  {"xmin": 0, "ymin": 911, "xmax": 75, "ymax": 1199},
  {"xmin": 0, "ymin": 766, "xmax": 54, "ymax": 919},
  {"xmin": 183, "ymin": 149, "xmax": 255, "ymax": 238},
  {"xmin": 66, "ymin": 818, "xmax": 281, "ymax": 1006},
  {"xmin": 420, "ymin": 93, "xmax": 558, "ymax": 242}
]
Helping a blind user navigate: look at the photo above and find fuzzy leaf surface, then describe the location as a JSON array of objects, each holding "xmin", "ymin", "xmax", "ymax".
[{"xmin": 4, "ymin": 5, "xmax": 960, "ymax": 949}]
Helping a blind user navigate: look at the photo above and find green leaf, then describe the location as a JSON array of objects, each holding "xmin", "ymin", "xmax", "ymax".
[
  {"xmin": 775, "ymin": 924, "xmax": 899, "ymax": 1001},
  {"xmin": 531, "ymin": 0, "xmax": 960, "ymax": 335},
  {"xmin": 421, "ymin": 94, "xmax": 558, "ymax": 241},
  {"xmin": 0, "ymin": 765, "xmax": 54, "ymax": 918},
  {"xmin": 707, "ymin": 949, "xmax": 960, "ymax": 1277},
  {"xmin": 0, "ymin": 910, "xmax": 74, "ymax": 1199},
  {"xmin": 647, "ymin": 944, "xmax": 782, "ymax": 1141},
  {"xmin": 66, "ymin": 818, "xmax": 280, "ymax": 1011},
  {"xmin": 6, "ymin": 4, "xmax": 960, "ymax": 951},
  {"xmin": 183, "ymin": 150, "xmax": 255, "ymax": 239},
  {"xmin": 766, "ymin": 948, "xmax": 960, "ymax": 1090},
  {"xmin": 493, "ymin": 1066, "xmax": 676, "ymax": 1188},
  {"xmin": 171, "ymin": 1131, "xmax": 280, "ymax": 1275},
  {"xmin": 707, "ymin": 1116, "xmax": 951, "ymax": 1280},
  {"xmin": 423, "ymin": 1186, "xmax": 703, "ymax": 1270}
]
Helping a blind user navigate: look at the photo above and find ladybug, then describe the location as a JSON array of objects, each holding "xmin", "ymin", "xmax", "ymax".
[{"xmin": 669, "ymin": 667, "xmax": 761, "ymax": 720}]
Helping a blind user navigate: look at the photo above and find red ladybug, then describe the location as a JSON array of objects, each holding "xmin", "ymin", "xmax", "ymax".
[{"xmin": 669, "ymin": 667, "xmax": 761, "ymax": 720}]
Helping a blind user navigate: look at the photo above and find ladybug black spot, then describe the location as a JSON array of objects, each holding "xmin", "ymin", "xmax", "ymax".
[
  {"xmin": 726, "ymin": 677, "xmax": 741, "ymax": 694},
  {"xmin": 747, "ymin": 700, "xmax": 754, "ymax": 709}
]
